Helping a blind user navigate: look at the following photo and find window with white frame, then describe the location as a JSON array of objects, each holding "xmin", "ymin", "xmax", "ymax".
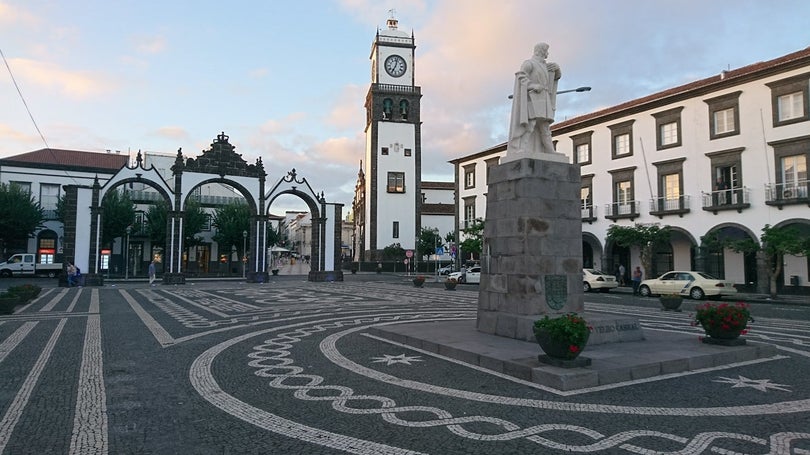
[
  {"xmin": 616, "ymin": 180, "xmax": 632, "ymax": 206},
  {"xmin": 660, "ymin": 122, "xmax": 678, "ymax": 146},
  {"xmin": 463, "ymin": 197, "xmax": 476, "ymax": 228},
  {"xmin": 653, "ymin": 107, "xmax": 683, "ymax": 150},
  {"xmin": 463, "ymin": 164, "xmax": 476, "ymax": 189},
  {"xmin": 713, "ymin": 108, "xmax": 735, "ymax": 135},
  {"xmin": 781, "ymin": 154, "xmax": 807, "ymax": 197},
  {"xmin": 571, "ymin": 131, "xmax": 593, "ymax": 165},
  {"xmin": 580, "ymin": 186, "xmax": 591, "ymax": 209},
  {"xmin": 10, "ymin": 181, "xmax": 31, "ymax": 194},
  {"xmin": 704, "ymin": 91, "xmax": 741, "ymax": 140},
  {"xmin": 663, "ymin": 173, "xmax": 680, "ymax": 200},
  {"xmin": 39, "ymin": 183, "xmax": 60, "ymax": 218},
  {"xmin": 767, "ymin": 73, "xmax": 810, "ymax": 126},
  {"xmin": 608, "ymin": 120, "xmax": 634, "ymax": 159},
  {"xmin": 778, "ymin": 92, "xmax": 804, "ymax": 122},
  {"xmin": 387, "ymin": 172, "xmax": 405, "ymax": 193}
]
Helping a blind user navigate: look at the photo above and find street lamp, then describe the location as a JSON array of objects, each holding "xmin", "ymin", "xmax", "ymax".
[
  {"xmin": 125, "ymin": 225, "xmax": 131, "ymax": 280},
  {"xmin": 433, "ymin": 228, "xmax": 440, "ymax": 282},
  {"xmin": 242, "ymin": 230, "xmax": 248, "ymax": 279},
  {"xmin": 508, "ymin": 86, "xmax": 591, "ymax": 99}
]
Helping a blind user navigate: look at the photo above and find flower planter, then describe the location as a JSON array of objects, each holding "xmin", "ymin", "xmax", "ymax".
[
  {"xmin": 533, "ymin": 314, "xmax": 593, "ymax": 367},
  {"xmin": 659, "ymin": 296, "xmax": 683, "ymax": 311},
  {"xmin": 694, "ymin": 302, "xmax": 752, "ymax": 346},
  {"xmin": 444, "ymin": 281, "xmax": 457, "ymax": 290},
  {"xmin": 413, "ymin": 277, "xmax": 425, "ymax": 287}
]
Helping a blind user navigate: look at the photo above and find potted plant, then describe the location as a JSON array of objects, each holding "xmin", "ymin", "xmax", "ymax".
[
  {"xmin": 444, "ymin": 277, "xmax": 457, "ymax": 290},
  {"xmin": 659, "ymin": 293, "xmax": 683, "ymax": 311},
  {"xmin": 533, "ymin": 313, "xmax": 592, "ymax": 362},
  {"xmin": 8, "ymin": 284, "xmax": 41, "ymax": 302},
  {"xmin": 412, "ymin": 275, "xmax": 425, "ymax": 287},
  {"xmin": 692, "ymin": 301, "xmax": 753, "ymax": 345},
  {"xmin": 0, "ymin": 291, "xmax": 21, "ymax": 315}
]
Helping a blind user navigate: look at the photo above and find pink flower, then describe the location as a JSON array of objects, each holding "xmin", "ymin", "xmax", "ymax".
[{"xmin": 568, "ymin": 345, "xmax": 580, "ymax": 354}]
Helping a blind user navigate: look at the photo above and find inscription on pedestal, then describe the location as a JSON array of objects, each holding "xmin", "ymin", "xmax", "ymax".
[{"xmin": 544, "ymin": 275, "xmax": 567, "ymax": 310}]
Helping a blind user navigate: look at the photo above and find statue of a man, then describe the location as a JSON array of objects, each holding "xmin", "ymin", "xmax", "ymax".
[{"xmin": 505, "ymin": 42, "xmax": 563, "ymax": 160}]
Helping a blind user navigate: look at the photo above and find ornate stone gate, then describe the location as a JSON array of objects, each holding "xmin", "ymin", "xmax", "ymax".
[{"xmin": 62, "ymin": 132, "xmax": 344, "ymax": 284}]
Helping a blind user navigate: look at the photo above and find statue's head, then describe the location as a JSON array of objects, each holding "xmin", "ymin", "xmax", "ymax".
[{"xmin": 533, "ymin": 42, "xmax": 549, "ymax": 58}]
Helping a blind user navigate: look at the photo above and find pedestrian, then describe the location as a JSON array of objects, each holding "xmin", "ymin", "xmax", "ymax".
[
  {"xmin": 66, "ymin": 262, "xmax": 77, "ymax": 287},
  {"xmin": 148, "ymin": 260, "xmax": 156, "ymax": 286},
  {"xmin": 632, "ymin": 266, "xmax": 643, "ymax": 295},
  {"xmin": 619, "ymin": 264, "xmax": 626, "ymax": 287}
]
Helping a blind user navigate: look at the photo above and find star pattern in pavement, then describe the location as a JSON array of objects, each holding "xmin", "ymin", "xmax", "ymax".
[
  {"xmin": 371, "ymin": 353, "xmax": 424, "ymax": 366},
  {"xmin": 712, "ymin": 375, "xmax": 792, "ymax": 392}
]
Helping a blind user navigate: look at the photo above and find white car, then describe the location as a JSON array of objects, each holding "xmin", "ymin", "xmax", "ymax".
[
  {"xmin": 448, "ymin": 266, "xmax": 481, "ymax": 284},
  {"xmin": 437, "ymin": 264, "xmax": 456, "ymax": 275},
  {"xmin": 583, "ymin": 268, "xmax": 618, "ymax": 292},
  {"xmin": 638, "ymin": 271, "xmax": 738, "ymax": 300}
]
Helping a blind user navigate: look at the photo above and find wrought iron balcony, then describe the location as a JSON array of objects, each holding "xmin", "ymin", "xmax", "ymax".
[
  {"xmin": 649, "ymin": 195, "xmax": 691, "ymax": 218},
  {"xmin": 765, "ymin": 180, "xmax": 809, "ymax": 209},
  {"xmin": 604, "ymin": 201, "xmax": 640, "ymax": 221},
  {"xmin": 701, "ymin": 187, "xmax": 751, "ymax": 214},
  {"xmin": 581, "ymin": 205, "xmax": 597, "ymax": 223}
]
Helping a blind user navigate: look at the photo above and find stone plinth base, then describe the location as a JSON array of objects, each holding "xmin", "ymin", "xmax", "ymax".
[
  {"xmin": 476, "ymin": 311, "xmax": 644, "ymax": 344},
  {"xmin": 308, "ymin": 270, "xmax": 344, "ymax": 282},
  {"xmin": 478, "ymin": 157, "xmax": 584, "ymax": 340},
  {"xmin": 538, "ymin": 355, "xmax": 592, "ymax": 368}
]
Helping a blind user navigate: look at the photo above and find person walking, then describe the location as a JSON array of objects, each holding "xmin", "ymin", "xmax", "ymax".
[
  {"xmin": 618, "ymin": 264, "xmax": 626, "ymax": 287},
  {"xmin": 66, "ymin": 262, "xmax": 77, "ymax": 287},
  {"xmin": 148, "ymin": 260, "xmax": 156, "ymax": 286},
  {"xmin": 632, "ymin": 266, "xmax": 643, "ymax": 295}
]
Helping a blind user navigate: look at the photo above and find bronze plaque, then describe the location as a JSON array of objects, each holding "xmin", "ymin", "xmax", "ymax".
[{"xmin": 544, "ymin": 275, "xmax": 567, "ymax": 310}]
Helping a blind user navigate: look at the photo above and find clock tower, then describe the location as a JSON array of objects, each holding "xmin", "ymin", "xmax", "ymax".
[{"xmin": 355, "ymin": 14, "xmax": 422, "ymax": 261}]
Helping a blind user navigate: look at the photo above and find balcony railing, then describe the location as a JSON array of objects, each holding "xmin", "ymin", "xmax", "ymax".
[
  {"xmin": 765, "ymin": 180, "xmax": 809, "ymax": 208},
  {"xmin": 604, "ymin": 201, "xmax": 639, "ymax": 221},
  {"xmin": 701, "ymin": 187, "xmax": 751, "ymax": 214},
  {"xmin": 649, "ymin": 195, "xmax": 690, "ymax": 218},
  {"xmin": 581, "ymin": 205, "xmax": 597, "ymax": 223}
]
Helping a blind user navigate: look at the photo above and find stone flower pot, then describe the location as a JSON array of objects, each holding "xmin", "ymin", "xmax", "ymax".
[
  {"xmin": 444, "ymin": 280, "xmax": 457, "ymax": 290},
  {"xmin": 659, "ymin": 295, "xmax": 683, "ymax": 311},
  {"xmin": 413, "ymin": 277, "xmax": 425, "ymax": 287},
  {"xmin": 534, "ymin": 328, "xmax": 590, "ymax": 361}
]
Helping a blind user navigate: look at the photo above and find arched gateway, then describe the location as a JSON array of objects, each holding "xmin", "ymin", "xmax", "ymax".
[{"xmin": 61, "ymin": 133, "xmax": 344, "ymax": 285}]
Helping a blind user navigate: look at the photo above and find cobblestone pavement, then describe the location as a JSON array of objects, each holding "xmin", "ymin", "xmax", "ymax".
[{"xmin": 0, "ymin": 279, "xmax": 809, "ymax": 454}]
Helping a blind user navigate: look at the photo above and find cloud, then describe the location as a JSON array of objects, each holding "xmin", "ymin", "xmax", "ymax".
[
  {"xmin": 0, "ymin": 2, "xmax": 38, "ymax": 26},
  {"xmin": 154, "ymin": 126, "xmax": 189, "ymax": 141},
  {"xmin": 6, "ymin": 58, "xmax": 116, "ymax": 99},
  {"xmin": 249, "ymin": 68, "xmax": 269, "ymax": 79},
  {"xmin": 325, "ymin": 84, "xmax": 366, "ymax": 130},
  {"xmin": 133, "ymin": 34, "xmax": 167, "ymax": 54}
]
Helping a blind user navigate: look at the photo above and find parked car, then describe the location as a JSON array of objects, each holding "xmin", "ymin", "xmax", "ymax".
[
  {"xmin": 638, "ymin": 271, "xmax": 738, "ymax": 300},
  {"xmin": 437, "ymin": 264, "xmax": 456, "ymax": 275},
  {"xmin": 583, "ymin": 268, "xmax": 618, "ymax": 292},
  {"xmin": 0, "ymin": 253, "xmax": 62, "ymax": 278},
  {"xmin": 448, "ymin": 266, "xmax": 481, "ymax": 284}
]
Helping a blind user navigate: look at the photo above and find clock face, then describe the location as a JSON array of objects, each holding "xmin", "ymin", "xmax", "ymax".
[{"xmin": 384, "ymin": 54, "xmax": 407, "ymax": 77}]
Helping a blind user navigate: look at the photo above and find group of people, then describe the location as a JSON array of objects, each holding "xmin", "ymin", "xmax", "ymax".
[{"xmin": 64, "ymin": 259, "xmax": 157, "ymax": 286}]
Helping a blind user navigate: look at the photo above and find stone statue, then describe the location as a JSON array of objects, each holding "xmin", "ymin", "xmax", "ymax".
[{"xmin": 504, "ymin": 42, "xmax": 565, "ymax": 162}]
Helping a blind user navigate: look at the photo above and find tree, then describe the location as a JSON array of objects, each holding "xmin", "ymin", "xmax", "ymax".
[
  {"xmin": 381, "ymin": 243, "xmax": 405, "ymax": 261},
  {"xmin": 606, "ymin": 223, "xmax": 671, "ymax": 280},
  {"xmin": 101, "ymin": 188, "xmax": 136, "ymax": 249},
  {"xmin": 267, "ymin": 220, "xmax": 289, "ymax": 249},
  {"xmin": 726, "ymin": 224, "xmax": 810, "ymax": 298},
  {"xmin": 459, "ymin": 219, "xmax": 484, "ymax": 263},
  {"xmin": 145, "ymin": 200, "xmax": 169, "ymax": 249},
  {"xmin": 417, "ymin": 227, "xmax": 444, "ymax": 260},
  {"xmin": 0, "ymin": 183, "xmax": 44, "ymax": 256},
  {"xmin": 211, "ymin": 202, "xmax": 251, "ymax": 258},
  {"xmin": 182, "ymin": 199, "xmax": 208, "ymax": 249}
]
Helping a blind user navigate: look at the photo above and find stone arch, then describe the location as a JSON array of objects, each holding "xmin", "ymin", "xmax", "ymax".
[
  {"xmin": 266, "ymin": 168, "xmax": 343, "ymax": 282},
  {"xmin": 700, "ymin": 222, "xmax": 759, "ymax": 290},
  {"xmin": 581, "ymin": 232, "xmax": 602, "ymax": 270}
]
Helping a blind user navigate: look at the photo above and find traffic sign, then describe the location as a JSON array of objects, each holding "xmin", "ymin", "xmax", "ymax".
[
  {"xmin": 435, "ymin": 247, "xmax": 444, "ymax": 256},
  {"xmin": 405, "ymin": 250, "xmax": 413, "ymax": 258}
]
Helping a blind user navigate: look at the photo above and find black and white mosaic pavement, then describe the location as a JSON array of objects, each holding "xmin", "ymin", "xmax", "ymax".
[{"xmin": 0, "ymin": 280, "xmax": 808, "ymax": 454}]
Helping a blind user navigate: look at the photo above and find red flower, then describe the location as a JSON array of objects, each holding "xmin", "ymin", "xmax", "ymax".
[
  {"xmin": 568, "ymin": 345, "xmax": 580, "ymax": 354},
  {"xmin": 741, "ymin": 329, "xmax": 748, "ymax": 335}
]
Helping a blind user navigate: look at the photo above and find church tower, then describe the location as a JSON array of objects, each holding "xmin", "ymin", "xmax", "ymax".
[{"xmin": 355, "ymin": 14, "xmax": 422, "ymax": 260}]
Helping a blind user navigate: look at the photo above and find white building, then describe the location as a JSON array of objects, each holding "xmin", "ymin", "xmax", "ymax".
[{"xmin": 452, "ymin": 46, "xmax": 810, "ymax": 294}]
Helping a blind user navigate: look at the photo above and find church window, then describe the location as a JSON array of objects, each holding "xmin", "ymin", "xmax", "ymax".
[
  {"xmin": 387, "ymin": 172, "xmax": 405, "ymax": 193},
  {"xmin": 383, "ymin": 98, "xmax": 393, "ymax": 120},
  {"xmin": 381, "ymin": 147, "xmax": 389, "ymax": 155},
  {"xmin": 399, "ymin": 100, "xmax": 409, "ymax": 120}
]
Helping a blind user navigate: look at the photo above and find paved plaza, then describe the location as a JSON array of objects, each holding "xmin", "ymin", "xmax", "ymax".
[{"xmin": 0, "ymin": 276, "xmax": 809, "ymax": 454}]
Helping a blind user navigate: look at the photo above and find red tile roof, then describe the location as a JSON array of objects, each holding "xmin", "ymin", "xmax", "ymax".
[
  {"xmin": 1, "ymin": 148, "xmax": 128, "ymax": 172},
  {"xmin": 552, "ymin": 45, "xmax": 810, "ymax": 133}
]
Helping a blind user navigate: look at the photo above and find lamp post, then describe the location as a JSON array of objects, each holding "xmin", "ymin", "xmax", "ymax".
[
  {"xmin": 433, "ymin": 228, "xmax": 439, "ymax": 282},
  {"xmin": 242, "ymin": 230, "xmax": 248, "ymax": 279},
  {"xmin": 508, "ymin": 86, "xmax": 591, "ymax": 99},
  {"xmin": 125, "ymin": 225, "xmax": 131, "ymax": 280}
]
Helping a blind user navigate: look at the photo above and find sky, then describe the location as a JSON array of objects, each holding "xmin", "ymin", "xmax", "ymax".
[{"xmin": 2, "ymin": 0, "xmax": 810, "ymax": 214}]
